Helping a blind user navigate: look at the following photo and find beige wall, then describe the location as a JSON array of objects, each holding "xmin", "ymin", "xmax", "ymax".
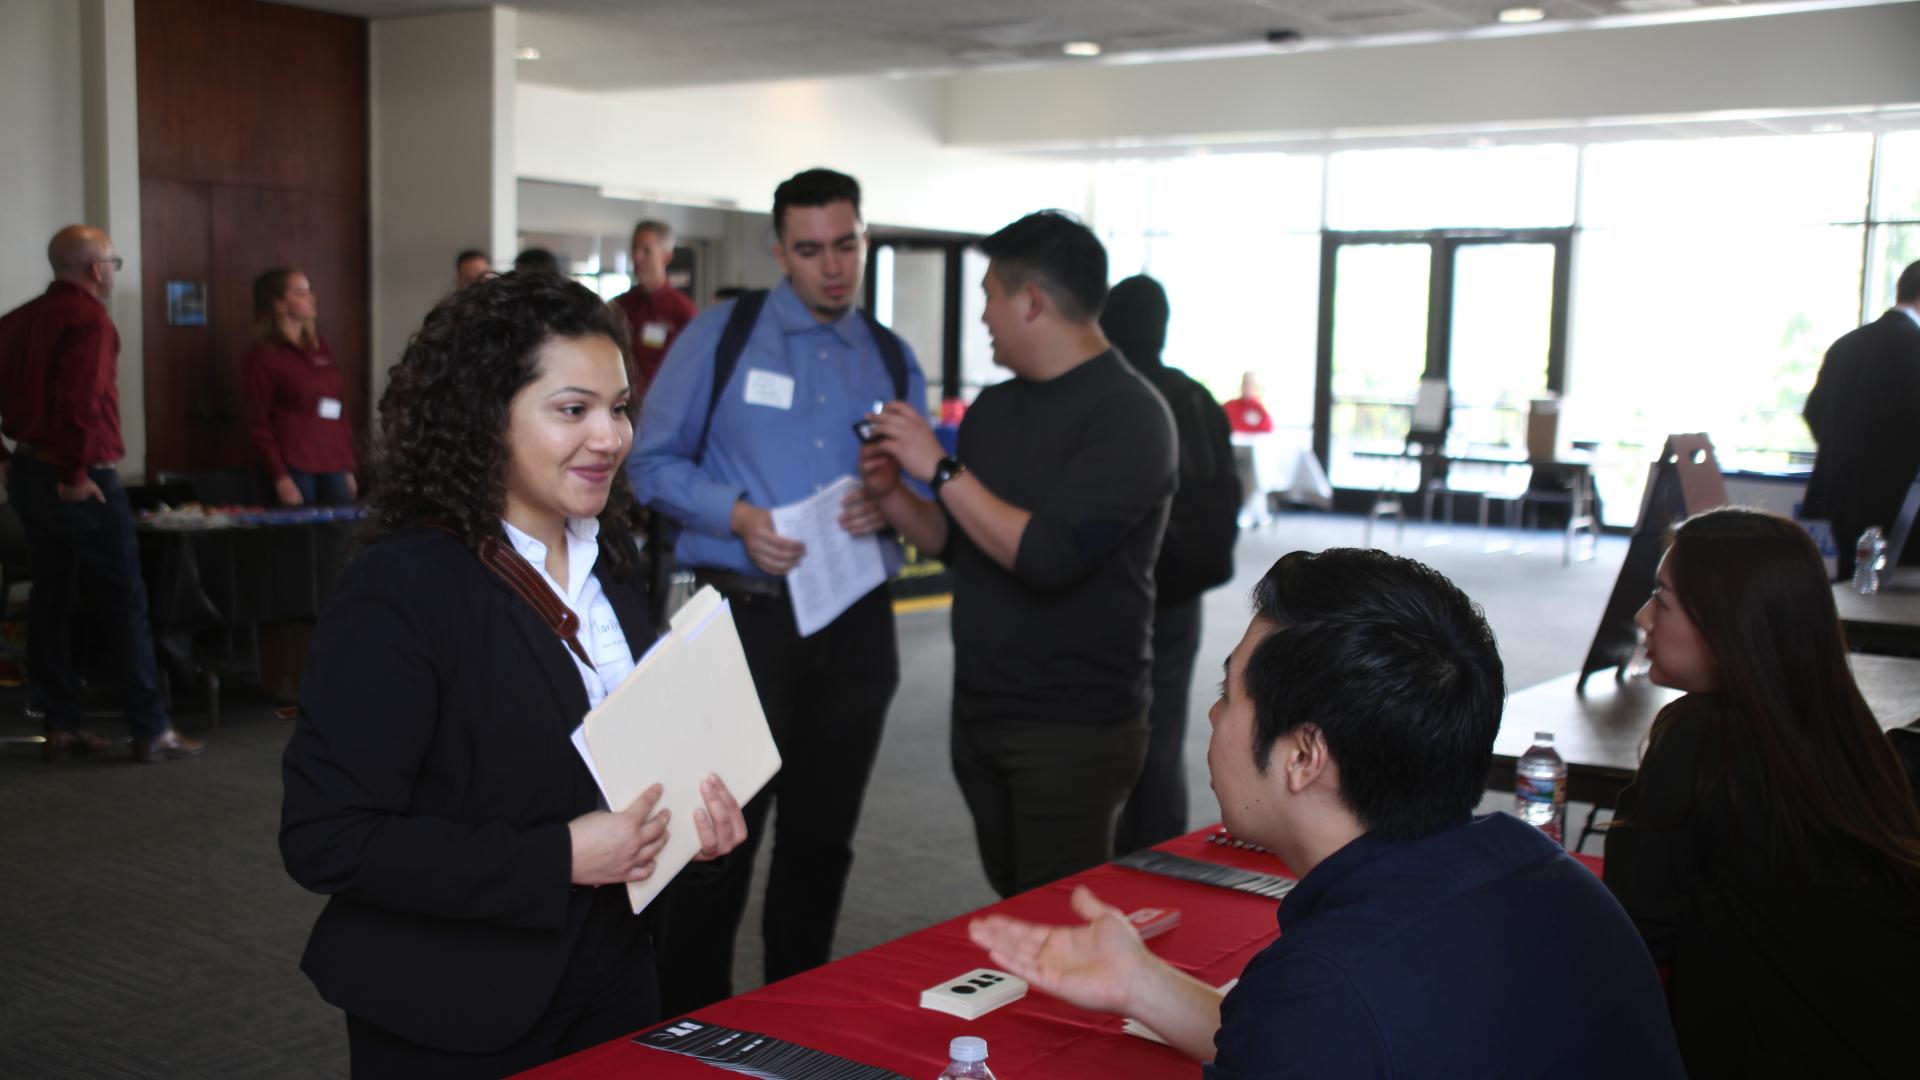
[
  {"xmin": 0, "ymin": 0, "xmax": 86, "ymax": 311},
  {"xmin": 0, "ymin": 0, "xmax": 144, "ymax": 477},
  {"xmin": 516, "ymin": 76, "xmax": 1092, "ymax": 235}
]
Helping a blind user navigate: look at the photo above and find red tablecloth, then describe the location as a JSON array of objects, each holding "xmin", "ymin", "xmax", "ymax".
[{"xmin": 526, "ymin": 830, "xmax": 1605, "ymax": 1079}]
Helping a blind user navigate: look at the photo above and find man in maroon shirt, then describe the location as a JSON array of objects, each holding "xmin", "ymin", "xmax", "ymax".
[
  {"xmin": 609, "ymin": 219, "xmax": 697, "ymax": 398},
  {"xmin": 0, "ymin": 225, "xmax": 205, "ymax": 762}
]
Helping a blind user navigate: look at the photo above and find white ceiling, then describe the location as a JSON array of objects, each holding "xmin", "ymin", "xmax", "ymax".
[{"xmin": 275, "ymin": 0, "xmax": 1893, "ymax": 92}]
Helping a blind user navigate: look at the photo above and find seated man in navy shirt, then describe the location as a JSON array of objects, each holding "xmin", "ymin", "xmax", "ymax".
[{"xmin": 970, "ymin": 548, "xmax": 1685, "ymax": 1078}]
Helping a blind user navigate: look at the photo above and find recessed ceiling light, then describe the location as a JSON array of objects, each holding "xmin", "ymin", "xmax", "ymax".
[
  {"xmin": 515, "ymin": 46, "xmax": 541, "ymax": 61},
  {"xmin": 1496, "ymin": 6, "xmax": 1546, "ymax": 23},
  {"xmin": 1062, "ymin": 41, "xmax": 1102, "ymax": 57}
]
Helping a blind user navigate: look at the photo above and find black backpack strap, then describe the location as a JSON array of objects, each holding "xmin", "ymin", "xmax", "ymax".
[
  {"xmin": 695, "ymin": 289, "xmax": 771, "ymax": 465},
  {"xmin": 857, "ymin": 308, "xmax": 911, "ymax": 402}
]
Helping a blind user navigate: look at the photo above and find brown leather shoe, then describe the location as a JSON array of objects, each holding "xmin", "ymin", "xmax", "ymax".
[
  {"xmin": 132, "ymin": 729, "xmax": 206, "ymax": 764},
  {"xmin": 43, "ymin": 729, "xmax": 113, "ymax": 761}
]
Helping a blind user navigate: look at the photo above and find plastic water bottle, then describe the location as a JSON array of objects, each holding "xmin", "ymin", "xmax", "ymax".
[
  {"xmin": 1854, "ymin": 526, "xmax": 1888, "ymax": 595},
  {"xmin": 936, "ymin": 1036, "xmax": 997, "ymax": 1079},
  {"xmin": 1514, "ymin": 732, "xmax": 1567, "ymax": 845}
]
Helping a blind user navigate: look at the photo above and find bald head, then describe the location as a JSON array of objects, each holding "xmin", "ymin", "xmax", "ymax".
[{"xmin": 47, "ymin": 225, "xmax": 117, "ymax": 299}]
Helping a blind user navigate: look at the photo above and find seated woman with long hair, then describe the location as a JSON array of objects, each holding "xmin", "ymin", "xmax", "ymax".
[
  {"xmin": 1606, "ymin": 506, "xmax": 1920, "ymax": 1079},
  {"xmin": 280, "ymin": 271, "xmax": 747, "ymax": 1077}
]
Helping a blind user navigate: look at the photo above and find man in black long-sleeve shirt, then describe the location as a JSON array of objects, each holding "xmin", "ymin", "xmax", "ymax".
[{"xmin": 866, "ymin": 212, "xmax": 1176, "ymax": 896}]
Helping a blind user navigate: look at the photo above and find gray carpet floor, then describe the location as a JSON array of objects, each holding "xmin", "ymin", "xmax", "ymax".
[{"xmin": 0, "ymin": 513, "xmax": 1626, "ymax": 1078}]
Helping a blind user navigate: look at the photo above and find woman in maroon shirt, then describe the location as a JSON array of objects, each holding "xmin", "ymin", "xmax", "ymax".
[{"xmin": 246, "ymin": 268, "xmax": 357, "ymax": 505}]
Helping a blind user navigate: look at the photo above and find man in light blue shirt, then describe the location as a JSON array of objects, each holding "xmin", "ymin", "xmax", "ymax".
[{"xmin": 629, "ymin": 168, "xmax": 927, "ymax": 1013}]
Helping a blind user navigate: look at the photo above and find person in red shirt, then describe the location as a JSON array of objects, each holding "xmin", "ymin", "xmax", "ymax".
[
  {"xmin": 609, "ymin": 219, "xmax": 697, "ymax": 399},
  {"xmin": 0, "ymin": 225, "xmax": 205, "ymax": 762},
  {"xmin": 245, "ymin": 268, "xmax": 357, "ymax": 506},
  {"xmin": 1223, "ymin": 370, "xmax": 1274, "ymax": 434}
]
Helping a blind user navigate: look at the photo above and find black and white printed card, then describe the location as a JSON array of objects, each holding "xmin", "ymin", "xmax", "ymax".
[{"xmin": 636, "ymin": 1018, "xmax": 910, "ymax": 1080}]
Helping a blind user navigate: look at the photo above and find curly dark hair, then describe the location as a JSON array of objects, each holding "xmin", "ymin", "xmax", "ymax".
[{"xmin": 368, "ymin": 270, "xmax": 639, "ymax": 575}]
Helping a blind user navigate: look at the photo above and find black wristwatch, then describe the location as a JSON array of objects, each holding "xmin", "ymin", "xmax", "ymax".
[{"xmin": 929, "ymin": 457, "xmax": 967, "ymax": 496}]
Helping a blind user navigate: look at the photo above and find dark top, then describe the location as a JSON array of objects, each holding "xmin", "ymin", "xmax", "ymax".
[
  {"xmin": 245, "ymin": 335, "xmax": 356, "ymax": 478},
  {"xmin": 0, "ymin": 281, "xmax": 125, "ymax": 485},
  {"xmin": 1133, "ymin": 359, "xmax": 1238, "ymax": 606},
  {"xmin": 1604, "ymin": 692, "xmax": 1920, "ymax": 1079},
  {"xmin": 280, "ymin": 528, "xmax": 658, "ymax": 1053},
  {"xmin": 1802, "ymin": 308, "xmax": 1920, "ymax": 547},
  {"xmin": 612, "ymin": 283, "xmax": 699, "ymax": 395},
  {"xmin": 948, "ymin": 351, "xmax": 1175, "ymax": 725},
  {"xmin": 1209, "ymin": 814, "xmax": 1684, "ymax": 1080}
]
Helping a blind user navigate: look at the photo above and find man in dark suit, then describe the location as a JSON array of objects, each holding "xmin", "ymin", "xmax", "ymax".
[{"xmin": 1803, "ymin": 260, "xmax": 1920, "ymax": 581}]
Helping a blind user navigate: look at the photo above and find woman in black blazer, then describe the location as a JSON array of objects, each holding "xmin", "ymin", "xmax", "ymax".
[{"xmin": 281, "ymin": 271, "xmax": 747, "ymax": 1078}]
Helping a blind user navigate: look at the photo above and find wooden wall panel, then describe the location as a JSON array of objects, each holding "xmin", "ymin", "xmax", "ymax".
[{"xmin": 136, "ymin": 0, "xmax": 367, "ymax": 480}]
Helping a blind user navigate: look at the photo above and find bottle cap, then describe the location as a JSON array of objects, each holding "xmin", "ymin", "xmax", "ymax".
[
  {"xmin": 1534, "ymin": 731, "xmax": 1553, "ymax": 743},
  {"xmin": 950, "ymin": 1036, "xmax": 988, "ymax": 1063}
]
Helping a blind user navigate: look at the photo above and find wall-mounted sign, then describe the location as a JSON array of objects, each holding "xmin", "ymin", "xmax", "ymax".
[{"xmin": 166, "ymin": 280, "xmax": 207, "ymax": 326}]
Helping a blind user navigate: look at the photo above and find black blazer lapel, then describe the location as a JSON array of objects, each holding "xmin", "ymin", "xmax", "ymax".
[
  {"xmin": 484, "ymin": 571, "xmax": 594, "ymax": 735},
  {"xmin": 597, "ymin": 544, "xmax": 660, "ymax": 664}
]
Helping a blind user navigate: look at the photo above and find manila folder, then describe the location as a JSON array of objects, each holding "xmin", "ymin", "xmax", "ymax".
[{"xmin": 584, "ymin": 587, "xmax": 780, "ymax": 913}]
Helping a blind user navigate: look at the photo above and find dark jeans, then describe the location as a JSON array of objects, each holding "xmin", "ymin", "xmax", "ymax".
[
  {"xmin": 7, "ymin": 457, "xmax": 169, "ymax": 739},
  {"xmin": 346, "ymin": 887, "xmax": 658, "ymax": 1078},
  {"xmin": 288, "ymin": 468, "xmax": 354, "ymax": 506},
  {"xmin": 952, "ymin": 709, "xmax": 1149, "ymax": 898},
  {"xmin": 1115, "ymin": 596, "xmax": 1203, "ymax": 854},
  {"xmin": 653, "ymin": 585, "xmax": 898, "ymax": 1015}
]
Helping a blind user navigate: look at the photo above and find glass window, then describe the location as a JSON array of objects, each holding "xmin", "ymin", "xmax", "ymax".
[
  {"xmin": 1581, "ymin": 133, "xmax": 1874, "ymax": 228},
  {"xmin": 1326, "ymin": 144, "xmax": 1576, "ymax": 230},
  {"xmin": 1565, "ymin": 224, "xmax": 1865, "ymax": 524},
  {"xmin": 1090, "ymin": 152, "xmax": 1323, "ymax": 424},
  {"xmin": 1867, "ymin": 223, "xmax": 1920, "ymax": 314},
  {"xmin": 957, "ymin": 247, "xmax": 995, "ymax": 402},
  {"xmin": 1874, "ymin": 129, "xmax": 1920, "ymax": 221}
]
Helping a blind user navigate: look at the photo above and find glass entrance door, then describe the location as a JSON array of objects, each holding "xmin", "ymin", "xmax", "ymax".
[
  {"xmin": 1325, "ymin": 243, "xmax": 1431, "ymax": 491},
  {"xmin": 1315, "ymin": 229, "xmax": 1569, "ymax": 496},
  {"xmin": 1445, "ymin": 242, "xmax": 1557, "ymax": 455}
]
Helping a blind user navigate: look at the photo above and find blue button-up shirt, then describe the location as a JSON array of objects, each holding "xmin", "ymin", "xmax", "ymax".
[{"xmin": 629, "ymin": 279, "xmax": 928, "ymax": 579}]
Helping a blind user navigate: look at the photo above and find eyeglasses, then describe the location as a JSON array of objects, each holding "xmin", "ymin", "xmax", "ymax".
[{"xmin": 96, "ymin": 256, "xmax": 124, "ymax": 271}]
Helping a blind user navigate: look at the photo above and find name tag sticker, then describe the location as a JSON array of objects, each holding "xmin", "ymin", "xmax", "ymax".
[
  {"xmin": 641, "ymin": 321, "xmax": 670, "ymax": 348},
  {"xmin": 317, "ymin": 397, "xmax": 343, "ymax": 420},
  {"xmin": 588, "ymin": 602, "xmax": 629, "ymax": 667},
  {"xmin": 743, "ymin": 369, "xmax": 795, "ymax": 410}
]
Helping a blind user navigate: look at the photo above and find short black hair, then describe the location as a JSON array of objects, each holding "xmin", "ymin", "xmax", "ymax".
[
  {"xmin": 772, "ymin": 168, "xmax": 862, "ymax": 240},
  {"xmin": 1898, "ymin": 260, "xmax": 1920, "ymax": 305},
  {"xmin": 1243, "ymin": 548, "xmax": 1506, "ymax": 840},
  {"xmin": 513, "ymin": 248, "xmax": 561, "ymax": 275},
  {"xmin": 977, "ymin": 211, "xmax": 1108, "ymax": 323},
  {"xmin": 1101, "ymin": 274, "xmax": 1169, "ymax": 370},
  {"xmin": 455, "ymin": 249, "xmax": 487, "ymax": 268}
]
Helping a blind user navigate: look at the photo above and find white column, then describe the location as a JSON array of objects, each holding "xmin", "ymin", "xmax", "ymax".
[
  {"xmin": 369, "ymin": 5, "xmax": 518, "ymax": 410},
  {"xmin": 81, "ymin": 0, "xmax": 144, "ymax": 479}
]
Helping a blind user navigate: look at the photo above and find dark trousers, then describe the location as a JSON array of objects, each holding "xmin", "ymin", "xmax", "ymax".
[
  {"xmin": 7, "ymin": 457, "xmax": 169, "ymax": 739},
  {"xmin": 952, "ymin": 709, "xmax": 1149, "ymax": 898},
  {"xmin": 1115, "ymin": 597, "xmax": 1203, "ymax": 854},
  {"xmin": 653, "ymin": 585, "xmax": 898, "ymax": 1014},
  {"xmin": 345, "ymin": 887, "xmax": 658, "ymax": 1079},
  {"xmin": 288, "ymin": 468, "xmax": 354, "ymax": 506}
]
